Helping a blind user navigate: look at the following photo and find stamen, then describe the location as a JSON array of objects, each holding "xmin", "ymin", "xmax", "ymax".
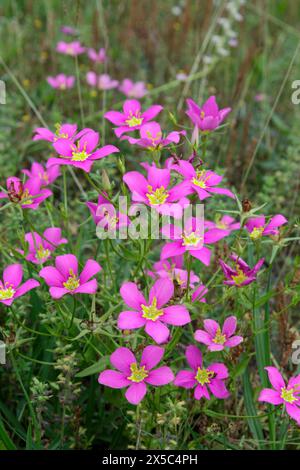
[
  {"xmin": 63, "ymin": 269, "xmax": 80, "ymax": 291},
  {"xmin": 141, "ymin": 297, "xmax": 164, "ymax": 321},
  {"xmin": 146, "ymin": 185, "xmax": 169, "ymax": 205},
  {"xmin": 127, "ymin": 363, "xmax": 148, "ymax": 383},
  {"xmin": 195, "ymin": 367, "xmax": 214, "ymax": 386}
]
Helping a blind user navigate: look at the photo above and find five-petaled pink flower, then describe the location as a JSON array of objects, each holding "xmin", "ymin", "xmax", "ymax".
[
  {"xmin": 245, "ymin": 214, "xmax": 287, "ymax": 240},
  {"xmin": 123, "ymin": 165, "xmax": 190, "ymax": 218},
  {"xmin": 56, "ymin": 41, "xmax": 85, "ymax": 56},
  {"xmin": 20, "ymin": 228, "xmax": 68, "ymax": 265},
  {"xmin": 258, "ymin": 367, "xmax": 300, "ymax": 425},
  {"xmin": 105, "ymin": 99, "xmax": 163, "ymax": 137},
  {"xmin": 39, "ymin": 254, "xmax": 102, "ymax": 299},
  {"xmin": 22, "ymin": 162, "xmax": 60, "ymax": 187},
  {"xmin": 86, "ymin": 72, "xmax": 118, "ymax": 90},
  {"xmin": 186, "ymin": 95, "xmax": 231, "ymax": 132},
  {"xmin": 87, "ymin": 47, "xmax": 107, "ymax": 63},
  {"xmin": 86, "ymin": 193, "xmax": 130, "ymax": 230},
  {"xmin": 117, "ymin": 278, "xmax": 191, "ymax": 344},
  {"xmin": 121, "ymin": 122, "xmax": 185, "ymax": 150},
  {"xmin": 119, "ymin": 79, "xmax": 148, "ymax": 99},
  {"xmin": 98, "ymin": 345, "xmax": 174, "ymax": 405},
  {"xmin": 161, "ymin": 216, "xmax": 228, "ymax": 266},
  {"xmin": 170, "ymin": 160, "xmax": 234, "ymax": 201},
  {"xmin": 148, "ymin": 255, "xmax": 199, "ymax": 290},
  {"xmin": 48, "ymin": 130, "xmax": 119, "ymax": 172},
  {"xmin": 47, "ymin": 74, "xmax": 75, "ymax": 90},
  {"xmin": 0, "ymin": 264, "xmax": 40, "ymax": 306},
  {"xmin": 194, "ymin": 316, "xmax": 243, "ymax": 351},
  {"xmin": 0, "ymin": 177, "xmax": 52, "ymax": 210},
  {"xmin": 33, "ymin": 123, "xmax": 91, "ymax": 143},
  {"xmin": 219, "ymin": 253, "xmax": 264, "ymax": 287},
  {"xmin": 174, "ymin": 345, "xmax": 230, "ymax": 400}
]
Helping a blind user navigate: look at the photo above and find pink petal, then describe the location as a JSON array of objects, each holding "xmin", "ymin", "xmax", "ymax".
[
  {"xmin": 190, "ymin": 247, "xmax": 211, "ymax": 266},
  {"xmin": 125, "ymin": 382, "xmax": 147, "ymax": 405},
  {"xmin": 194, "ymin": 384, "xmax": 210, "ymax": 400},
  {"xmin": 285, "ymin": 403, "xmax": 300, "ymax": 424},
  {"xmin": 174, "ymin": 370, "xmax": 196, "ymax": 388},
  {"xmin": 55, "ymin": 254, "xmax": 78, "ymax": 279},
  {"xmin": 203, "ymin": 319, "xmax": 219, "ymax": 337},
  {"xmin": 123, "ymin": 99, "xmax": 141, "ymax": 116},
  {"xmin": 120, "ymin": 281, "xmax": 146, "ymax": 309},
  {"xmin": 123, "ymin": 171, "xmax": 148, "ymax": 200},
  {"xmin": 145, "ymin": 320, "xmax": 170, "ymax": 344},
  {"xmin": 147, "ymin": 166, "xmax": 170, "ymax": 190},
  {"xmin": 162, "ymin": 305, "xmax": 191, "ymax": 326},
  {"xmin": 90, "ymin": 145, "xmax": 119, "ymax": 160},
  {"xmin": 145, "ymin": 366, "xmax": 174, "ymax": 386},
  {"xmin": 185, "ymin": 345, "xmax": 202, "ymax": 370},
  {"xmin": 110, "ymin": 347, "xmax": 136, "ymax": 373},
  {"xmin": 79, "ymin": 259, "xmax": 102, "ymax": 283},
  {"xmin": 117, "ymin": 310, "xmax": 146, "ymax": 329},
  {"xmin": 208, "ymin": 363, "xmax": 229, "ymax": 380},
  {"xmin": 149, "ymin": 278, "xmax": 174, "ymax": 308},
  {"xmin": 225, "ymin": 336, "xmax": 243, "ymax": 348},
  {"xmin": 53, "ymin": 139, "xmax": 73, "ymax": 157},
  {"xmin": 49, "ymin": 287, "xmax": 69, "ymax": 299},
  {"xmin": 74, "ymin": 279, "xmax": 98, "ymax": 294},
  {"xmin": 3, "ymin": 264, "xmax": 23, "ymax": 288},
  {"xmin": 222, "ymin": 316, "xmax": 237, "ymax": 337},
  {"xmin": 208, "ymin": 379, "xmax": 230, "ymax": 399},
  {"xmin": 142, "ymin": 105, "xmax": 163, "ymax": 122},
  {"xmin": 194, "ymin": 329, "xmax": 212, "ymax": 346},
  {"xmin": 98, "ymin": 370, "xmax": 129, "ymax": 388},
  {"xmin": 160, "ymin": 241, "xmax": 186, "ymax": 260},
  {"xmin": 14, "ymin": 279, "xmax": 40, "ymax": 298},
  {"xmin": 104, "ymin": 111, "xmax": 126, "ymax": 126},
  {"xmin": 258, "ymin": 388, "xmax": 283, "ymax": 405},
  {"xmin": 140, "ymin": 345, "xmax": 164, "ymax": 370},
  {"xmin": 39, "ymin": 266, "xmax": 64, "ymax": 287},
  {"xmin": 265, "ymin": 367, "xmax": 285, "ymax": 391}
]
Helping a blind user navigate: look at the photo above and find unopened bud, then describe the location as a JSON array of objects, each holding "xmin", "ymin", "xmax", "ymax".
[{"xmin": 101, "ymin": 170, "xmax": 111, "ymax": 192}]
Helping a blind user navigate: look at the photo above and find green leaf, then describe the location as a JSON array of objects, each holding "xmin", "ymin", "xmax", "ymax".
[{"xmin": 75, "ymin": 356, "xmax": 110, "ymax": 378}]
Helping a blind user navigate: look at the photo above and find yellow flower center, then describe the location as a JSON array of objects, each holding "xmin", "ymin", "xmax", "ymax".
[
  {"xmin": 280, "ymin": 387, "xmax": 298, "ymax": 404},
  {"xmin": 66, "ymin": 45, "xmax": 74, "ymax": 54},
  {"xmin": 127, "ymin": 363, "xmax": 148, "ymax": 383},
  {"xmin": 213, "ymin": 328, "xmax": 227, "ymax": 345},
  {"xmin": 54, "ymin": 123, "xmax": 69, "ymax": 140},
  {"xmin": 63, "ymin": 269, "xmax": 80, "ymax": 291},
  {"xmin": 182, "ymin": 231, "xmax": 202, "ymax": 247},
  {"xmin": 146, "ymin": 185, "xmax": 169, "ymax": 205},
  {"xmin": 200, "ymin": 111, "xmax": 205, "ymax": 119},
  {"xmin": 192, "ymin": 170, "xmax": 209, "ymax": 188},
  {"xmin": 71, "ymin": 150, "xmax": 89, "ymax": 162},
  {"xmin": 0, "ymin": 284, "xmax": 15, "ymax": 301},
  {"xmin": 59, "ymin": 84, "xmax": 66, "ymax": 90},
  {"xmin": 195, "ymin": 367, "xmax": 214, "ymax": 386},
  {"xmin": 250, "ymin": 226, "xmax": 264, "ymax": 240},
  {"xmin": 36, "ymin": 245, "xmax": 51, "ymax": 261},
  {"xmin": 21, "ymin": 189, "xmax": 33, "ymax": 206},
  {"xmin": 125, "ymin": 114, "xmax": 143, "ymax": 127},
  {"xmin": 216, "ymin": 221, "xmax": 227, "ymax": 229},
  {"xmin": 141, "ymin": 297, "xmax": 164, "ymax": 321},
  {"xmin": 231, "ymin": 266, "xmax": 247, "ymax": 286},
  {"xmin": 145, "ymin": 130, "xmax": 162, "ymax": 145}
]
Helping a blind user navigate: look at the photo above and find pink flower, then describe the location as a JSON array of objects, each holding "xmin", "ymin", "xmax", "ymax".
[
  {"xmin": 98, "ymin": 345, "xmax": 174, "ymax": 405},
  {"xmin": 0, "ymin": 177, "xmax": 52, "ymax": 210},
  {"xmin": 105, "ymin": 99, "xmax": 163, "ymax": 138},
  {"xmin": 0, "ymin": 264, "xmax": 40, "ymax": 306},
  {"xmin": 219, "ymin": 254, "xmax": 264, "ymax": 287},
  {"xmin": 123, "ymin": 165, "xmax": 190, "ymax": 218},
  {"xmin": 22, "ymin": 162, "xmax": 60, "ymax": 187},
  {"xmin": 117, "ymin": 278, "xmax": 191, "ymax": 344},
  {"xmin": 195, "ymin": 316, "xmax": 243, "ymax": 351},
  {"xmin": 39, "ymin": 254, "xmax": 102, "ymax": 299},
  {"xmin": 119, "ymin": 79, "xmax": 148, "ymax": 99},
  {"xmin": 205, "ymin": 215, "xmax": 240, "ymax": 234},
  {"xmin": 86, "ymin": 193, "xmax": 130, "ymax": 230},
  {"xmin": 121, "ymin": 122, "xmax": 185, "ymax": 150},
  {"xmin": 87, "ymin": 47, "xmax": 107, "ymax": 63},
  {"xmin": 161, "ymin": 217, "xmax": 228, "ymax": 266},
  {"xmin": 56, "ymin": 41, "xmax": 85, "ymax": 56},
  {"xmin": 48, "ymin": 130, "xmax": 119, "ymax": 173},
  {"xmin": 174, "ymin": 345, "xmax": 230, "ymax": 400},
  {"xmin": 170, "ymin": 160, "xmax": 234, "ymax": 201},
  {"xmin": 47, "ymin": 74, "xmax": 75, "ymax": 90},
  {"xmin": 186, "ymin": 95, "xmax": 231, "ymax": 132},
  {"xmin": 245, "ymin": 214, "xmax": 287, "ymax": 240},
  {"xmin": 258, "ymin": 367, "xmax": 300, "ymax": 425},
  {"xmin": 20, "ymin": 228, "xmax": 68, "ymax": 265},
  {"xmin": 86, "ymin": 72, "xmax": 118, "ymax": 90},
  {"xmin": 148, "ymin": 256, "xmax": 199, "ymax": 290},
  {"xmin": 60, "ymin": 26, "xmax": 78, "ymax": 36},
  {"xmin": 33, "ymin": 123, "xmax": 91, "ymax": 143}
]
